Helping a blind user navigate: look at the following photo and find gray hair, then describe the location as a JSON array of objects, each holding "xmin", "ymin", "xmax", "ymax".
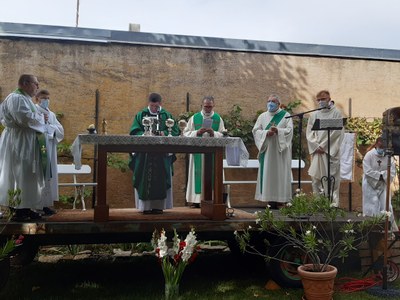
[{"xmin": 269, "ymin": 94, "xmax": 281, "ymax": 103}]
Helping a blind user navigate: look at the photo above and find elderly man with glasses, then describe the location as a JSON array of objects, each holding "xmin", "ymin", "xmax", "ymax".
[
  {"xmin": 0, "ymin": 74, "xmax": 47, "ymax": 220},
  {"xmin": 306, "ymin": 90, "xmax": 344, "ymax": 207}
]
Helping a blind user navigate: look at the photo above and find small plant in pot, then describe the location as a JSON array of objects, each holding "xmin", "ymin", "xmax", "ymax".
[{"xmin": 234, "ymin": 190, "xmax": 383, "ymax": 299}]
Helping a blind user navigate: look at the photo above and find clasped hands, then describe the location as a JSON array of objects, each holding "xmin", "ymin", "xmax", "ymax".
[
  {"xmin": 266, "ymin": 126, "xmax": 278, "ymax": 137},
  {"xmin": 197, "ymin": 127, "xmax": 214, "ymax": 137},
  {"xmin": 314, "ymin": 146, "xmax": 325, "ymax": 154}
]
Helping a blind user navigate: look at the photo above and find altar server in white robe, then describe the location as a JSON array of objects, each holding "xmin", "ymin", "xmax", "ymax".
[
  {"xmin": 253, "ymin": 94, "xmax": 293, "ymax": 205},
  {"xmin": 35, "ymin": 89, "xmax": 64, "ymax": 215},
  {"xmin": 306, "ymin": 90, "xmax": 344, "ymax": 207},
  {"xmin": 362, "ymin": 137, "xmax": 398, "ymax": 232},
  {"xmin": 183, "ymin": 96, "xmax": 226, "ymax": 207},
  {"xmin": 0, "ymin": 74, "xmax": 46, "ymax": 220}
]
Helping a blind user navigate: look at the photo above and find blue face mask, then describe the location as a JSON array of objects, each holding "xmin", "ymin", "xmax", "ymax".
[
  {"xmin": 40, "ymin": 99, "xmax": 50, "ymax": 109},
  {"xmin": 376, "ymin": 148, "xmax": 384, "ymax": 156},
  {"xmin": 267, "ymin": 102, "xmax": 279, "ymax": 112},
  {"xmin": 318, "ymin": 100, "xmax": 328, "ymax": 109}
]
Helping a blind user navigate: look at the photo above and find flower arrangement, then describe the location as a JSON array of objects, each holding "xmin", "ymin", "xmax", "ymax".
[
  {"xmin": 235, "ymin": 191, "xmax": 383, "ymax": 274},
  {"xmin": 152, "ymin": 228, "xmax": 199, "ymax": 299}
]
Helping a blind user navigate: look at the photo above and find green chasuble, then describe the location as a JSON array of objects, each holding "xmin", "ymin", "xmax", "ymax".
[
  {"xmin": 193, "ymin": 112, "xmax": 221, "ymax": 194},
  {"xmin": 128, "ymin": 107, "xmax": 179, "ymax": 200},
  {"xmin": 259, "ymin": 109, "xmax": 287, "ymax": 193}
]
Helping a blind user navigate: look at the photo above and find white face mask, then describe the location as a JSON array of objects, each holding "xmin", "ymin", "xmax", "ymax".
[{"xmin": 40, "ymin": 99, "xmax": 50, "ymax": 109}]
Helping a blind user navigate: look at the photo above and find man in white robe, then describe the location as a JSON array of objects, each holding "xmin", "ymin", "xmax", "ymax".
[
  {"xmin": 362, "ymin": 137, "xmax": 398, "ymax": 232},
  {"xmin": 252, "ymin": 94, "xmax": 293, "ymax": 204},
  {"xmin": 306, "ymin": 90, "xmax": 344, "ymax": 206},
  {"xmin": 183, "ymin": 96, "xmax": 226, "ymax": 207},
  {"xmin": 35, "ymin": 89, "xmax": 64, "ymax": 215},
  {"xmin": 0, "ymin": 74, "xmax": 46, "ymax": 220}
]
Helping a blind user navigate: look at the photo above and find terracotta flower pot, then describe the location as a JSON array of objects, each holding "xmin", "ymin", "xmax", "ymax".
[{"xmin": 297, "ymin": 264, "xmax": 337, "ymax": 300}]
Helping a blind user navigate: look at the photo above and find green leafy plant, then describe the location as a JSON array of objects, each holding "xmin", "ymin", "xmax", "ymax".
[
  {"xmin": 235, "ymin": 191, "xmax": 383, "ymax": 273},
  {"xmin": 222, "ymin": 104, "xmax": 257, "ymax": 145},
  {"xmin": 345, "ymin": 117, "xmax": 382, "ymax": 146},
  {"xmin": 1, "ymin": 189, "xmax": 24, "ymax": 261},
  {"xmin": 57, "ymin": 142, "xmax": 73, "ymax": 158},
  {"xmin": 107, "ymin": 153, "xmax": 129, "ymax": 172},
  {"xmin": 0, "ymin": 124, "xmax": 4, "ymax": 135}
]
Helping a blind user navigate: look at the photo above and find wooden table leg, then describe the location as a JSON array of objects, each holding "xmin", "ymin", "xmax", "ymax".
[
  {"xmin": 201, "ymin": 148, "xmax": 226, "ymax": 220},
  {"xmin": 94, "ymin": 145, "xmax": 109, "ymax": 222}
]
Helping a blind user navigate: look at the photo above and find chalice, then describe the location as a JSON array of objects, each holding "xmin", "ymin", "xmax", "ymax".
[
  {"xmin": 142, "ymin": 117, "xmax": 152, "ymax": 136},
  {"xmin": 166, "ymin": 118, "xmax": 175, "ymax": 136}
]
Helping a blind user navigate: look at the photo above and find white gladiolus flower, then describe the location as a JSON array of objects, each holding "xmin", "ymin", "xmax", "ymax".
[
  {"xmin": 306, "ymin": 230, "xmax": 311, "ymax": 235},
  {"xmin": 286, "ymin": 202, "xmax": 292, "ymax": 207}
]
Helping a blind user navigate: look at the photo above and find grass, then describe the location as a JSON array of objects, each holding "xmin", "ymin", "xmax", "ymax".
[{"xmin": 1, "ymin": 248, "xmax": 399, "ymax": 299}]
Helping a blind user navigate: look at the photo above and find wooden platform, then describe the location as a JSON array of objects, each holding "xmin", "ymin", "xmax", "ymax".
[{"xmin": 0, "ymin": 207, "xmax": 258, "ymax": 245}]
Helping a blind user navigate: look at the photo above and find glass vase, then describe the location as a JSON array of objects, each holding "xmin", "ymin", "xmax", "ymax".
[{"xmin": 164, "ymin": 282, "xmax": 179, "ymax": 300}]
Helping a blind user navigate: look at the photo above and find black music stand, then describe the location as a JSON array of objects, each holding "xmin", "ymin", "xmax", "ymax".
[
  {"xmin": 286, "ymin": 107, "xmax": 326, "ymax": 191},
  {"xmin": 311, "ymin": 118, "xmax": 346, "ymax": 201}
]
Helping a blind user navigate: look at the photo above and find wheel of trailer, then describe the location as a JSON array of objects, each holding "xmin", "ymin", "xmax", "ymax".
[
  {"xmin": 0, "ymin": 256, "xmax": 11, "ymax": 290},
  {"xmin": 387, "ymin": 260, "xmax": 400, "ymax": 282},
  {"xmin": 268, "ymin": 238, "xmax": 308, "ymax": 288},
  {"xmin": 10, "ymin": 241, "xmax": 39, "ymax": 266}
]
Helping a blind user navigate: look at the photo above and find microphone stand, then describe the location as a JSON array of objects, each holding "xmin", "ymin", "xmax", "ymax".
[{"xmin": 286, "ymin": 106, "xmax": 326, "ymax": 191}]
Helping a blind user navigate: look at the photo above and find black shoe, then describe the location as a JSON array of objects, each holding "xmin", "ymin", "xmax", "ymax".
[
  {"xmin": 12, "ymin": 209, "xmax": 41, "ymax": 221},
  {"xmin": 143, "ymin": 210, "xmax": 153, "ymax": 215},
  {"xmin": 151, "ymin": 209, "xmax": 163, "ymax": 214},
  {"xmin": 190, "ymin": 203, "xmax": 201, "ymax": 208},
  {"xmin": 27, "ymin": 210, "xmax": 41, "ymax": 220},
  {"xmin": 43, "ymin": 207, "xmax": 56, "ymax": 216}
]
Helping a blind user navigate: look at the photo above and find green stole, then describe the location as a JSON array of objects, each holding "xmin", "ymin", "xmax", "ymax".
[
  {"xmin": 258, "ymin": 109, "xmax": 287, "ymax": 193},
  {"xmin": 14, "ymin": 88, "xmax": 48, "ymax": 177},
  {"xmin": 193, "ymin": 112, "xmax": 221, "ymax": 194}
]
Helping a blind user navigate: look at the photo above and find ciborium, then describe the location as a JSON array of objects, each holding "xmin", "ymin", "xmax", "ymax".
[{"xmin": 178, "ymin": 119, "xmax": 187, "ymax": 136}]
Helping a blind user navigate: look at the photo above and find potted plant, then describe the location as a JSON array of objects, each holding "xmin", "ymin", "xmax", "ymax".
[{"xmin": 235, "ymin": 191, "xmax": 383, "ymax": 299}]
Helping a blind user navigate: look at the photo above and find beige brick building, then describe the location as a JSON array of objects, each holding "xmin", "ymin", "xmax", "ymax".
[{"xmin": 1, "ymin": 22, "xmax": 399, "ymax": 211}]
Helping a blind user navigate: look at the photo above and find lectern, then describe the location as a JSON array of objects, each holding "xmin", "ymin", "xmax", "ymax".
[{"xmin": 311, "ymin": 118, "xmax": 346, "ymax": 201}]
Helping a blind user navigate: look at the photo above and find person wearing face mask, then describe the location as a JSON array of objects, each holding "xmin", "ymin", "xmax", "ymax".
[
  {"xmin": 252, "ymin": 94, "xmax": 293, "ymax": 207},
  {"xmin": 128, "ymin": 93, "xmax": 179, "ymax": 214},
  {"xmin": 183, "ymin": 96, "xmax": 226, "ymax": 208},
  {"xmin": 0, "ymin": 74, "xmax": 46, "ymax": 221},
  {"xmin": 362, "ymin": 137, "xmax": 398, "ymax": 232},
  {"xmin": 306, "ymin": 90, "xmax": 344, "ymax": 206},
  {"xmin": 34, "ymin": 89, "xmax": 64, "ymax": 216}
]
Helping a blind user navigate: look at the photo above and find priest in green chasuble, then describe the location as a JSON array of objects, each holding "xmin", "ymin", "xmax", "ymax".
[
  {"xmin": 252, "ymin": 94, "xmax": 293, "ymax": 206},
  {"xmin": 183, "ymin": 96, "xmax": 226, "ymax": 207},
  {"xmin": 129, "ymin": 93, "xmax": 179, "ymax": 214}
]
